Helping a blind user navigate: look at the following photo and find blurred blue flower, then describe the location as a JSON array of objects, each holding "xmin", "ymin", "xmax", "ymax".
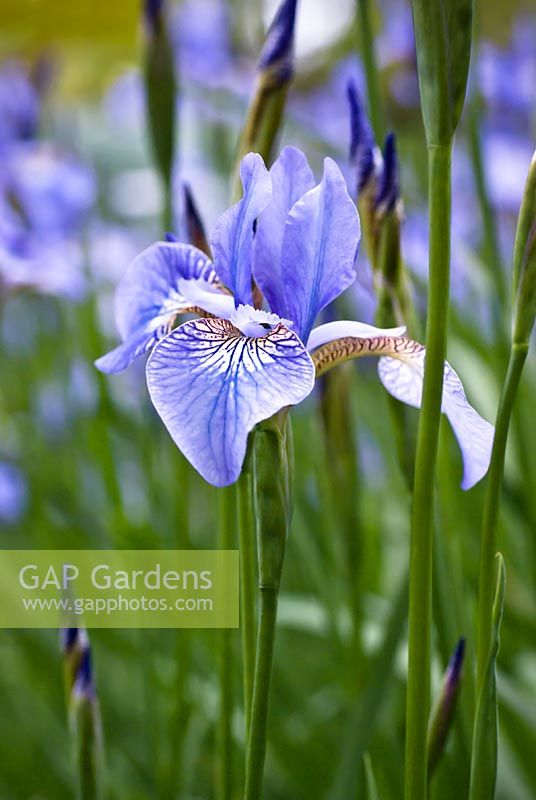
[
  {"xmin": 477, "ymin": 19, "xmax": 536, "ymax": 116},
  {"xmin": 0, "ymin": 61, "xmax": 39, "ymax": 146},
  {"xmin": 0, "ymin": 57, "xmax": 96, "ymax": 300},
  {"xmin": 0, "ymin": 462, "xmax": 27, "ymax": 524},
  {"xmin": 96, "ymin": 148, "xmax": 493, "ymax": 488},
  {"xmin": 1, "ymin": 143, "xmax": 95, "ymax": 235},
  {"xmin": 171, "ymin": 0, "xmax": 232, "ymax": 82}
]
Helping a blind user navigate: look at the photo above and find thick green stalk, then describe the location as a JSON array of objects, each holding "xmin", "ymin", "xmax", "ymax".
[
  {"xmin": 356, "ymin": 0, "xmax": 384, "ymax": 140},
  {"xmin": 244, "ymin": 586, "xmax": 279, "ymax": 800},
  {"xmin": 237, "ymin": 461, "xmax": 257, "ymax": 738},
  {"xmin": 320, "ymin": 365, "xmax": 363, "ymax": 676},
  {"xmin": 217, "ymin": 486, "xmax": 235, "ymax": 800},
  {"xmin": 467, "ymin": 106, "xmax": 506, "ymax": 314},
  {"xmin": 405, "ymin": 142, "xmax": 452, "ymax": 800},
  {"xmin": 475, "ymin": 345, "xmax": 527, "ymax": 692},
  {"xmin": 71, "ymin": 696, "xmax": 104, "ymax": 800},
  {"xmin": 244, "ymin": 415, "xmax": 291, "ymax": 800}
]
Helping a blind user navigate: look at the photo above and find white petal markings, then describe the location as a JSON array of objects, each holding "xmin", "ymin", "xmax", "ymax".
[{"xmin": 146, "ymin": 318, "xmax": 315, "ymax": 486}]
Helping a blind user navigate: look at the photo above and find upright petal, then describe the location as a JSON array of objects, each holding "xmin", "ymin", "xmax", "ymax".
[
  {"xmin": 280, "ymin": 158, "xmax": 361, "ymax": 341},
  {"xmin": 211, "ymin": 153, "xmax": 272, "ymax": 307},
  {"xmin": 146, "ymin": 318, "xmax": 315, "ymax": 486},
  {"xmin": 378, "ymin": 348, "xmax": 494, "ymax": 490},
  {"xmin": 253, "ymin": 146, "xmax": 315, "ymax": 316}
]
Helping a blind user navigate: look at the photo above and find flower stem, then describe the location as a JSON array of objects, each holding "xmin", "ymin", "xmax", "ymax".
[
  {"xmin": 405, "ymin": 141, "xmax": 452, "ymax": 800},
  {"xmin": 244, "ymin": 415, "xmax": 291, "ymax": 799},
  {"xmin": 237, "ymin": 463, "xmax": 257, "ymax": 738},
  {"xmin": 475, "ymin": 344, "xmax": 527, "ymax": 693},
  {"xmin": 356, "ymin": 0, "xmax": 384, "ymax": 141},
  {"xmin": 244, "ymin": 585, "xmax": 279, "ymax": 800},
  {"xmin": 217, "ymin": 486, "xmax": 235, "ymax": 800}
]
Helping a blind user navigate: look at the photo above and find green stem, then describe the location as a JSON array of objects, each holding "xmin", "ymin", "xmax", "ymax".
[
  {"xmin": 72, "ymin": 697, "xmax": 104, "ymax": 800},
  {"xmin": 475, "ymin": 344, "xmax": 527, "ymax": 693},
  {"xmin": 244, "ymin": 586, "xmax": 279, "ymax": 800},
  {"xmin": 467, "ymin": 106, "xmax": 506, "ymax": 318},
  {"xmin": 237, "ymin": 464, "xmax": 257, "ymax": 738},
  {"xmin": 244, "ymin": 415, "xmax": 291, "ymax": 799},
  {"xmin": 217, "ymin": 486, "xmax": 235, "ymax": 800},
  {"xmin": 405, "ymin": 142, "xmax": 452, "ymax": 800},
  {"xmin": 356, "ymin": 0, "xmax": 384, "ymax": 140}
]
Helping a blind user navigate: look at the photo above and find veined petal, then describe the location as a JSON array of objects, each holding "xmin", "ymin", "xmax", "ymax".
[
  {"xmin": 146, "ymin": 318, "xmax": 315, "ymax": 486},
  {"xmin": 280, "ymin": 158, "xmax": 361, "ymax": 341},
  {"xmin": 115, "ymin": 241, "xmax": 218, "ymax": 340},
  {"xmin": 307, "ymin": 320, "xmax": 406, "ymax": 351},
  {"xmin": 211, "ymin": 153, "xmax": 272, "ymax": 307},
  {"xmin": 378, "ymin": 351, "xmax": 494, "ymax": 490},
  {"xmin": 253, "ymin": 146, "xmax": 315, "ymax": 316},
  {"xmin": 312, "ymin": 335, "xmax": 493, "ymax": 488}
]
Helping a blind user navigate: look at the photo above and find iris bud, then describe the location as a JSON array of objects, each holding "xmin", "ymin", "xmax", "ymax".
[
  {"xmin": 253, "ymin": 413, "xmax": 292, "ymax": 590},
  {"xmin": 512, "ymin": 151, "xmax": 536, "ymax": 348},
  {"xmin": 427, "ymin": 638, "xmax": 466, "ymax": 776}
]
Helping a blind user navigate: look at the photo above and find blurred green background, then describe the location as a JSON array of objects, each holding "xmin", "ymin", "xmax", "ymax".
[{"xmin": 0, "ymin": 1, "xmax": 535, "ymax": 798}]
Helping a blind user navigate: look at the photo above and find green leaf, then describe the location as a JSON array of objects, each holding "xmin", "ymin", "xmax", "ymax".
[
  {"xmin": 469, "ymin": 554, "xmax": 506, "ymax": 800},
  {"xmin": 411, "ymin": 0, "xmax": 473, "ymax": 144},
  {"xmin": 364, "ymin": 754, "xmax": 381, "ymax": 800}
]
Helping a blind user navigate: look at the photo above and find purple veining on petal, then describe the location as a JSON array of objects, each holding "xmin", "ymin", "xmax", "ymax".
[
  {"xmin": 95, "ymin": 241, "xmax": 223, "ymax": 374},
  {"xmin": 146, "ymin": 317, "xmax": 315, "ymax": 486}
]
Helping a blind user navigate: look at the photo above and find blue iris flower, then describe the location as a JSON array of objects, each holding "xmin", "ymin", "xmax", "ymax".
[{"xmin": 96, "ymin": 147, "xmax": 493, "ymax": 489}]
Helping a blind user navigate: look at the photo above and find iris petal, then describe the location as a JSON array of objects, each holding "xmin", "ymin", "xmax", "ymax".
[
  {"xmin": 95, "ymin": 324, "xmax": 171, "ymax": 375},
  {"xmin": 279, "ymin": 157, "xmax": 361, "ymax": 341},
  {"xmin": 95, "ymin": 242, "xmax": 222, "ymax": 374},
  {"xmin": 307, "ymin": 320, "xmax": 406, "ymax": 351},
  {"xmin": 146, "ymin": 318, "xmax": 315, "ymax": 486},
  {"xmin": 114, "ymin": 241, "xmax": 217, "ymax": 341},
  {"xmin": 253, "ymin": 146, "xmax": 315, "ymax": 316},
  {"xmin": 378, "ymin": 350, "xmax": 494, "ymax": 490},
  {"xmin": 211, "ymin": 152, "xmax": 272, "ymax": 307}
]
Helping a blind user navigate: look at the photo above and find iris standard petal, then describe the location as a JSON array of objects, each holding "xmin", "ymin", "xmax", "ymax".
[
  {"xmin": 211, "ymin": 152, "xmax": 272, "ymax": 307},
  {"xmin": 253, "ymin": 146, "xmax": 315, "ymax": 316},
  {"xmin": 280, "ymin": 157, "xmax": 361, "ymax": 341},
  {"xmin": 115, "ymin": 241, "xmax": 218, "ymax": 340},
  {"xmin": 378, "ymin": 349, "xmax": 494, "ymax": 490},
  {"xmin": 146, "ymin": 318, "xmax": 315, "ymax": 486}
]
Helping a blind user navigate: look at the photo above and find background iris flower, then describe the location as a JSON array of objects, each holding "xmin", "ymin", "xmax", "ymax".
[{"xmin": 97, "ymin": 146, "xmax": 493, "ymax": 489}]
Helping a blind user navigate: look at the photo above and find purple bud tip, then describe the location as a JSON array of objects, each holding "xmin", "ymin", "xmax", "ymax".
[
  {"xmin": 74, "ymin": 645, "xmax": 95, "ymax": 699},
  {"xmin": 376, "ymin": 132, "xmax": 399, "ymax": 213},
  {"xmin": 447, "ymin": 637, "xmax": 466, "ymax": 684},
  {"xmin": 144, "ymin": 0, "xmax": 164, "ymax": 34},
  {"xmin": 165, "ymin": 232, "xmax": 179, "ymax": 242},
  {"xmin": 61, "ymin": 627, "xmax": 79, "ymax": 653},
  {"xmin": 182, "ymin": 183, "xmax": 209, "ymax": 252},
  {"xmin": 258, "ymin": 0, "xmax": 298, "ymax": 81},
  {"xmin": 347, "ymin": 80, "xmax": 376, "ymax": 193}
]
